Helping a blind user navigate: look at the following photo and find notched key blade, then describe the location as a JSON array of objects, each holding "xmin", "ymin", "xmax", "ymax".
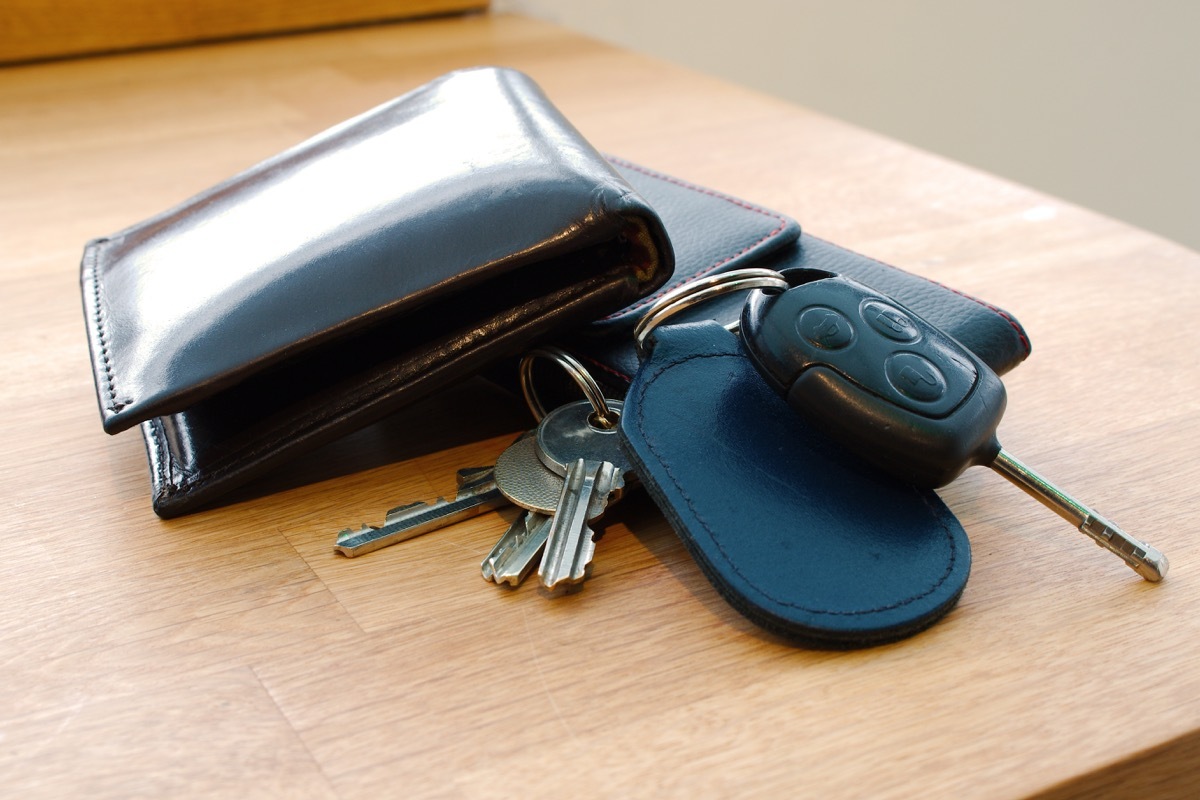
[
  {"xmin": 482, "ymin": 512, "xmax": 551, "ymax": 586},
  {"xmin": 538, "ymin": 459, "xmax": 603, "ymax": 590},
  {"xmin": 335, "ymin": 524, "xmax": 379, "ymax": 552},
  {"xmin": 334, "ymin": 468, "xmax": 508, "ymax": 558},
  {"xmin": 587, "ymin": 466, "xmax": 623, "ymax": 520},
  {"xmin": 456, "ymin": 467, "xmax": 496, "ymax": 493},
  {"xmin": 382, "ymin": 500, "xmax": 431, "ymax": 525}
]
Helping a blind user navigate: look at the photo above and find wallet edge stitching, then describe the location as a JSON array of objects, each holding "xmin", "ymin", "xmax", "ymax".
[
  {"xmin": 600, "ymin": 157, "xmax": 792, "ymax": 320},
  {"xmin": 804, "ymin": 232, "xmax": 1033, "ymax": 357},
  {"xmin": 83, "ymin": 240, "xmax": 130, "ymax": 415}
]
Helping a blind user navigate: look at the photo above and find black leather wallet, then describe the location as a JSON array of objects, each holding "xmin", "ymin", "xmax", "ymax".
[
  {"xmin": 81, "ymin": 68, "xmax": 673, "ymax": 517},
  {"xmin": 81, "ymin": 68, "xmax": 1029, "ymax": 520}
]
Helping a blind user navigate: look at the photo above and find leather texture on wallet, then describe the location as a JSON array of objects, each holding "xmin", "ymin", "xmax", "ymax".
[
  {"xmin": 582, "ymin": 160, "xmax": 1031, "ymax": 389},
  {"xmin": 80, "ymin": 68, "xmax": 673, "ymax": 517}
]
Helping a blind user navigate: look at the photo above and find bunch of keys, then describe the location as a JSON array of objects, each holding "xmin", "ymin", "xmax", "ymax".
[
  {"xmin": 632, "ymin": 266, "xmax": 1168, "ymax": 582},
  {"xmin": 335, "ymin": 347, "xmax": 632, "ymax": 592},
  {"xmin": 335, "ymin": 265, "xmax": 1167, "ymax": 597}
]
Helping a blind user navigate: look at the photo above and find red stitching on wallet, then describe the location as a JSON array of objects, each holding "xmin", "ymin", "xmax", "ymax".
[
  {"xmin": 580, "ymin": 354, "xmax": 632, "ymax": 385},
  {"xmin": 804, "ymin": 233, "xmax": 1033, "ymax": 357},
  {"xmin": 601, "ymin": 157, "xmax": 791, "ymax": 320},
  {"xmin": 927, "ymin": 278, "xmax": 1031, "ymax": 355}
]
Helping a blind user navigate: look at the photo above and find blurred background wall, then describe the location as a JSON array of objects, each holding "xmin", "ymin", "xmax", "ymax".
[{"xmin": 499, "ymin": 0, "xmax": 1200, "ymax": 253}]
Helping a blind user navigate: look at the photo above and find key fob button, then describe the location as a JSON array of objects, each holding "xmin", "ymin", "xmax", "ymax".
[
  {"xmin": 885, "ymin": 353, "xmax": 947, "ymax": 402},
  {"xmin": 862, "ymin": 301, "xmax": 919, "ymax": 342},
  {"xmin": 797, "ymin": 306, "xmax": 854, "ymax": 349}
]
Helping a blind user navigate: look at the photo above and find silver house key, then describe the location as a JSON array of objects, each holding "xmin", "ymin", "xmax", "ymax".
[
  {"xmin": 480, "ymin": 345, "xmax": 634, "ymax": 592},
  {"xmin": 334, "ymin": 433, "xmax": 566, "ymax": 575},
  {"xmin": 335, "ymin": 467, "xmax": 506, "ymax": 557},
  {"xmin": 532, "ymin": 398, "xmax": 632, "ymax": 590},
  {"xmin": 480, "ymin": 431, "xmax": 567, "ymax": 586},
  {"xmin": 538, "ymin": 458, "xmax": 623, "ymax": 589},
  {"xmin": 335, "ymin": 431, "xmax": 565, "ymax": 561},
  {"xmin": 481, "ymin": 421, "xmax": 632, "ymax": 588},
  {"xmin": 481, "ymin": 511, "xmax": 553, "ymax": 587}
]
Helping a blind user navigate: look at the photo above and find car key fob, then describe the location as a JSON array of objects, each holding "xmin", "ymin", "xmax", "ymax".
[
  {"xmin": 740, "ymin": 268, "xmax": 1167, "ymax": 581},
  {"xmin": 740, "ymin": 268, "xmax": 1007, "ymax": 488}
]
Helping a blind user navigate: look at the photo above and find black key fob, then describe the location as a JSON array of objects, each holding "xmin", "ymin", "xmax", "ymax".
[{"xmin": 740, "ymin": 269, "xmax": 1006, "ymax": 488}]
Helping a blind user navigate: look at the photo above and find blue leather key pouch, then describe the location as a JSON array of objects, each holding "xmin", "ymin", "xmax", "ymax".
[
  {"xmin": 571, "ymin": 164, "xmax": 1031, "ymax": 647},
  {"xmin": 620, "ymin": 322, "xmax": 972, "ymax": 647}
]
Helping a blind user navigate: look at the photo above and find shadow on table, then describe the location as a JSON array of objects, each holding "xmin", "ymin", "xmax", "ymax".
[{"xmin": 219, "ymin": 376, "xmax": 532, "ymax": 507}]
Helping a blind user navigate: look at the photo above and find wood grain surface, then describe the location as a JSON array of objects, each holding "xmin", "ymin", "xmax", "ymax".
[
  {"xmin": 0, "ymin": 0, "xmax": 488, "ymax": 64},
  {"xmin": 1, "ymin": 13, "xmax": 1198, "ymax": 799}
]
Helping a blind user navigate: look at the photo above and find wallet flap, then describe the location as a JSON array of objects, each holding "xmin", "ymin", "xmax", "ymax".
[
  {"xmin": 593, "ymin": 157, "xmax": 802, "ymax": 330},
  {"xmin": 82, "ymin": 67, "xmax": 670, "ymax": 435}
]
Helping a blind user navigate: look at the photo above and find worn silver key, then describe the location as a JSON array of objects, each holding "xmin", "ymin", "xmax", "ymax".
[
  {"xmin": 533, "ymin": 399, "xmax": 634, "ymax": 590},
  {"xmin": 535, "ymin": 399, "xmax": 629, "ymax": 479},
  {"xmin": 481, "ymin": 512, "xmax": 553, "ymax": 586},
  {"xmin": 335, "ymin": 467, "xmax": 506, "ymax": 557},
  {"xmin": 480, "ymin": 431, "xmax": 568, "ymax": 586},
  {"xmin": 538, "ymin": 458, "xmax": 624, "ymax": 589}
]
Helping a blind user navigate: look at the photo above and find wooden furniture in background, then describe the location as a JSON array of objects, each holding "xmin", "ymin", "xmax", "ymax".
[
  {"xmin": 2, "ymin": 13, "xmax": 1198, "ymax": 798},
  {"xmin": 0, "ymin": 0, "xmax": 487, "ymax": 63}
]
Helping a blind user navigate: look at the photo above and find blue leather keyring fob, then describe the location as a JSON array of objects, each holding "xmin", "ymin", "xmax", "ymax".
[{"xmin": 619, "ymin": 321, "xmax": 971, "ymax": 648}]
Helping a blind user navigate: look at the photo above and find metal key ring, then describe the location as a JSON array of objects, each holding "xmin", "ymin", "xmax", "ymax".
[
  {"xmin": 519, "ymin": 346, "xmax": 619, "ymax": 428},
  {"xmin": 633, "ymin": 267, "xmax": 791, "ymax": 358}
]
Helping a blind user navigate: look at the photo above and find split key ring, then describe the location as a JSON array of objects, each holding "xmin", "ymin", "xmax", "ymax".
[
  {"xmin": 632, "ymin": 267, "xmax": 790, "ymax": 358},
  {"xmin": 519, "ymin": 346, "xmax": 619, "ymax": 429}
]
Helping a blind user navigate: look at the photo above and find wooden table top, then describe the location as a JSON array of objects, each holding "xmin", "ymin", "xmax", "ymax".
[{"xmin": 2, "ymin": 13, "xmax": 1197, "ymax": 799}]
